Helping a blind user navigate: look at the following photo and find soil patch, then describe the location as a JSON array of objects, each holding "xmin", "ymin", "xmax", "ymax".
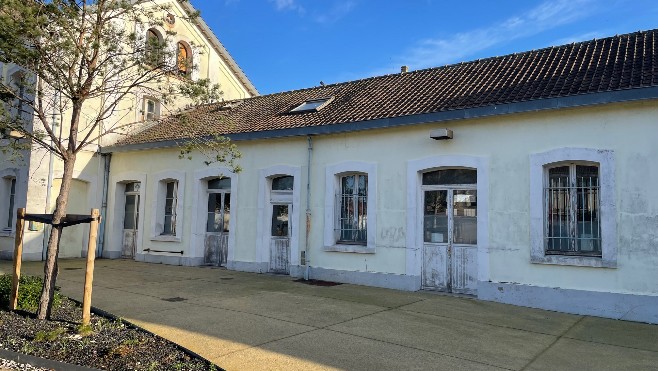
[{"xmin": 0, "ymin": 297, "xmax": 221, "ymax": 370}]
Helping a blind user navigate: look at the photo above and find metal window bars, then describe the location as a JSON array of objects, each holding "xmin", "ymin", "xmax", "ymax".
[
  {"xmin": 336, "ymin": 175, "xmax": 367, "ymax": 244},
  {"xmin": 544, "ymin": 165, "xmax": 601, "ymax": 256}
]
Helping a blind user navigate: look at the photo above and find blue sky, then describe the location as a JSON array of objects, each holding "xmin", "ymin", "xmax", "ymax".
[{"xmin": 189, "ymin": 0, "xmax": 658, "ymax": 95}]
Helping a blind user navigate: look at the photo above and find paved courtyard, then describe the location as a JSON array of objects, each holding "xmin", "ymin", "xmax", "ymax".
[{"xmin": 2, "ymin": 259, "xmax": 657, "ymax": 370}]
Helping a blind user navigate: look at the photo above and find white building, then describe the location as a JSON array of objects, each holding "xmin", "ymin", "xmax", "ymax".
[
  {"xmin": 3, "ymin": 19, "xmax": 658, "ymax": 324},
  {"xmin": 100, "ymin": 29, "xmax": 658, "ymax": 324}
]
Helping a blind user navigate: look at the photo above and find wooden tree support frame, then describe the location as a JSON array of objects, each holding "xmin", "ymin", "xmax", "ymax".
[{"xmin": 10, "ymin": 208, "xmax": 101, "ymax": 326}]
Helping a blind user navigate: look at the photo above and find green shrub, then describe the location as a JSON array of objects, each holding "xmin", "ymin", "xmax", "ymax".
[
  {"xmin": 34, "ymin": 327, "xmax": 67, "ymax": 342},
  {"xmin": 0, "ymin": 274, "xmax": 62, "ymax": 311}
]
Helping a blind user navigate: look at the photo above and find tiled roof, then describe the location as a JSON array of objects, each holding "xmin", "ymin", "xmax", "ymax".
[{"xmin": 116, "ymin": 29, "xmax": 658, "ymax": 147}]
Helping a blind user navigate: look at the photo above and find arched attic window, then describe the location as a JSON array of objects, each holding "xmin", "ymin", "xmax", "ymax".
[
  {"xmin": 176, "ymin": 41, "xmax": 192, "ymax": 77},
  {"xmin": 145, "ymin": 28, "xmax": 164, "ymax": 66}
]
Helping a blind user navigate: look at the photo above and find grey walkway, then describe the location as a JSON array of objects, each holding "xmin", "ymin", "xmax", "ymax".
[{"xmin": 3, "ymin": 259, "xmax": 657, "ymax": 370}]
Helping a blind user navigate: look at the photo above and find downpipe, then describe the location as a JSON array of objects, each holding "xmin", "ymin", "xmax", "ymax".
[
  {"xmin": 304, "ymin": 136, "xmax": 313, "ymax": 280},
  {"xmin": 97, "ymin": 153, "xmax": 111, "ymax": 257}
]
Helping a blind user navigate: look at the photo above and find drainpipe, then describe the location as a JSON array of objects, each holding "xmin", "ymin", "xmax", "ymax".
[
  {"xmin": 304, "ymin": 136, "xmax": 313, "ymax": 280},
  {"xmin": 97, "ymin": 153, "xmax": 111, "ymax": 257}
]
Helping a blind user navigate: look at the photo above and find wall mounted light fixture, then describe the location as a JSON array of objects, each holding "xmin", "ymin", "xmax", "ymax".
[{"xmin": 430, "ymin": 128, "xmax": 453, "ymax": 140}]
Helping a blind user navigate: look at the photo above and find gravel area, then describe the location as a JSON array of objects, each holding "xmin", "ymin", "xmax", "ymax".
[
  {"xmin": 0, "ymin": 297, "xmax": 219, "ymax": 370},
  {"xmin": 0, "ymin": 357, "xmax": 50, "ymax": 371}
]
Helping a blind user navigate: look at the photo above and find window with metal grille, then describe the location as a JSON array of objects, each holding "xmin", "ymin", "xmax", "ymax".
[
  {"xmin": 336, "ymin": 174, "xmax": 367, "ymax": 244},
  {"xmin": 544, "ymin": 163, "xmax": 601, "ymax": 256},
  {"xmin": 162, "ymin": 181, "xmax": 178, "ymax": 235}
]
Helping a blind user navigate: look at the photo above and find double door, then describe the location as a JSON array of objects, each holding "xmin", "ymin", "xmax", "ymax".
[{"xmin": 422, "ymin": 187, "xmax": 477, "ymax": 294}]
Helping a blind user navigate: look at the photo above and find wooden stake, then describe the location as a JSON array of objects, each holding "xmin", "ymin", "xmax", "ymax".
[
  {"xmin": 82, "ymin": 209, "xmax": 100, "ymax": 326},
  {"xmin": 10, "ymin": 208, "xmax": 26, "ymax": 311}
]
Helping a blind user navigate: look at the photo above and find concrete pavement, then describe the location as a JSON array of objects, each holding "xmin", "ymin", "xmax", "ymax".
[{"xmin": 3, "ymin": 259, "xmax": 657, "ymax": 370}]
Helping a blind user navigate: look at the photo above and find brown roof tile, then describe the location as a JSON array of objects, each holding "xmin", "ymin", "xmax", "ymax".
[{"xmin": 116, "ymin": 29, "xmax": 658, "ymax": 147}]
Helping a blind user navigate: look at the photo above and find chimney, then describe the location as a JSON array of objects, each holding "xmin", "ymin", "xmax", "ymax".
[{"xmin": 401, "ymin": 65, "xmax": 409, "ymax": 74}]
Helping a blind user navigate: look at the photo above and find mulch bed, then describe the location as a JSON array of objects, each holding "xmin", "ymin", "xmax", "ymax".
[{"xmin": 0, "ymin": 297, "xmax": 220, "ymax": 370}]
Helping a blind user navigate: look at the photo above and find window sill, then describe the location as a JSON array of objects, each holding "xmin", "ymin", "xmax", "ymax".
[
  {"xmin": 323, "ymin": 244, "xmax": 375, "ymax": 254},
  {"xmin": 531, "ymin": 255, "xmax": 616, "ymax": 268},
  {"xmin": 150, "ymin": 235, "xmax": 181, "ymax": 243}
]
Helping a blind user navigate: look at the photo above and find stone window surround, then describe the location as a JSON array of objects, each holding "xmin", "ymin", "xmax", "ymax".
[
  {"xmin": 190, "ymin": 167, "xmax": 238, "ymax": 263},
  {"xmin": 256, "ymin": 165, "xmax": 302, "ymax": 268},
  {"xmin": 530, "ymin": 147, "xmax": 617, "ymax": 268},
  {"xmin": 324, "ymin": 161, "xmax": 377, "ymax": 254},
  {"xmin": 406, "ymin": 155, "xmax": 490, "ymax": 283},
  {"xmin": 110, "ymin": 172, "xmax": 147, "ymax": 254}
]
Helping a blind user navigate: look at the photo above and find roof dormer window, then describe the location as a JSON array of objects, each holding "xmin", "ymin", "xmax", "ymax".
[{"xmin": 289, "ymin": 97, "xmax": 333, "ymax": 113}]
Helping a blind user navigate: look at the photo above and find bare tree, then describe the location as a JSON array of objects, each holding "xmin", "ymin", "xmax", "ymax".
[{"xmin": 0, "ymin": 0, "xmax": 239, "ymax": 319}]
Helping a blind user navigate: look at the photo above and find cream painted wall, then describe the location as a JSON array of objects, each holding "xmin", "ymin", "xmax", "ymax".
[{"xmin": 106, "ymin": 99, "xmax": 658, "ymax": 297}]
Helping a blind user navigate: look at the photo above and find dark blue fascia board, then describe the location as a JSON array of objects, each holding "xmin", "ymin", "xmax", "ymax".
[{"xmin": 102, "ymin": 86, "xmax": 658, "ymax": 153}]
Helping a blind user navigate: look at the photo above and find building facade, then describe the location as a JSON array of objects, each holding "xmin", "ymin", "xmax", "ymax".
[
  {"xmin": 103, "ymin": 30, "xmax": 658, "ymax": 323},
  {"xmin": 2, "ymin": 15, "xmax": 657, "ymax": 324}
]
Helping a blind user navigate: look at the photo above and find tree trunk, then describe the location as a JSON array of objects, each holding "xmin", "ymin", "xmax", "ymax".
[{"xmin": 37, "ymin": 152, "xmax": 76, "ymax": 320}]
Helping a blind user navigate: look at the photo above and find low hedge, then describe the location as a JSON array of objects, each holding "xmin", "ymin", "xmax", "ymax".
[{"xmin": 0, "ymin": 274, "xmax": 62, "ymax": 311}]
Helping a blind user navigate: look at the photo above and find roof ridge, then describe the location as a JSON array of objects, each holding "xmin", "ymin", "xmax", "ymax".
[
  {"xmin": 111, "ymin": 27, "xmax": 658, "ymax": 148},
  {"xmin": 234, "ymin": 28, "xmax": 658, "ymax": 102}
]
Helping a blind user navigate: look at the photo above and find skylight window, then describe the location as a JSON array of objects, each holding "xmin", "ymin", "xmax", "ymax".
[{"xmin": 290, "ymin": 97, "xmax": 333, "ymax": 113}]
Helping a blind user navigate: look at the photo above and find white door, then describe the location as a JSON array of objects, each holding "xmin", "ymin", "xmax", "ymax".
[
  {"xmin": 421, "ymin": 169, "xmax": 478, "ymax": 294},
  {"xmin": 269, "ymin": 204, "xmax": 291, "ymax": 274},
  {"xmin": 204, "ymin": 178, "xmax": 230, "ymax": 266},
  {"xmin": 268, "ymin": 176, "xmax": 294, "ymax": 274},
  {"xmin": 122, "ymin": 182, "xmax": 140, "ymax": 258}
]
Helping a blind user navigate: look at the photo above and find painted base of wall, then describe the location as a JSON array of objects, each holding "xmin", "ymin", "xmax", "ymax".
[
  {"xmin": 0, "ymin": 250, "xmax": 11, "ymax": 260},
  {"xmin": 102, "ymin": 250, "xmax": 122, "ymax": 259},
  {"xmin": 289, "ymin": 265, "xmax": 305, "ymax": 278},
  {"xmin": 134, "ymin": 253, "xmax": 203, "ymax": 267},
  {"xmin": 309, "ymin": 266, "xmax": 420, "ymax": 291},
  {"xmin": 0, "ymin": 251, "xmax": 42, "ymax": 261},
  {"xmin": 222, "ymin": 262, "xmax": 419, "ymax": 292},
  {"xmin": 227, "ymin": 260, "xmax": 269, "ymax": 273},
  {"xmin": 478, "ymin": 281, "xmax": 658, "ymax": 324}
]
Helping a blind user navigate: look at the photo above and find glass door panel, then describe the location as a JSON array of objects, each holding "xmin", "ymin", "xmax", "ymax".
[
  {"xmin": 453, "ymin": 190, "xmax": 477, "ymax": 245},
  {"xmin": 424, "ymin": 190, "xmax": 448, "ymax": 243},
  {"xmin": 271, "ymin": 204, "xmax": 289, "ymax": 237}
]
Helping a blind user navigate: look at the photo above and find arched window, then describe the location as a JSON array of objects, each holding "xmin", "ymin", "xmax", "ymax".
[
  {"xmin": 145, "ymin": 28, "xmax": 163, "ymax": 66},
  {"xmin": 176, "ymin": 41, "xmax": 192, "ymax": 77}
]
